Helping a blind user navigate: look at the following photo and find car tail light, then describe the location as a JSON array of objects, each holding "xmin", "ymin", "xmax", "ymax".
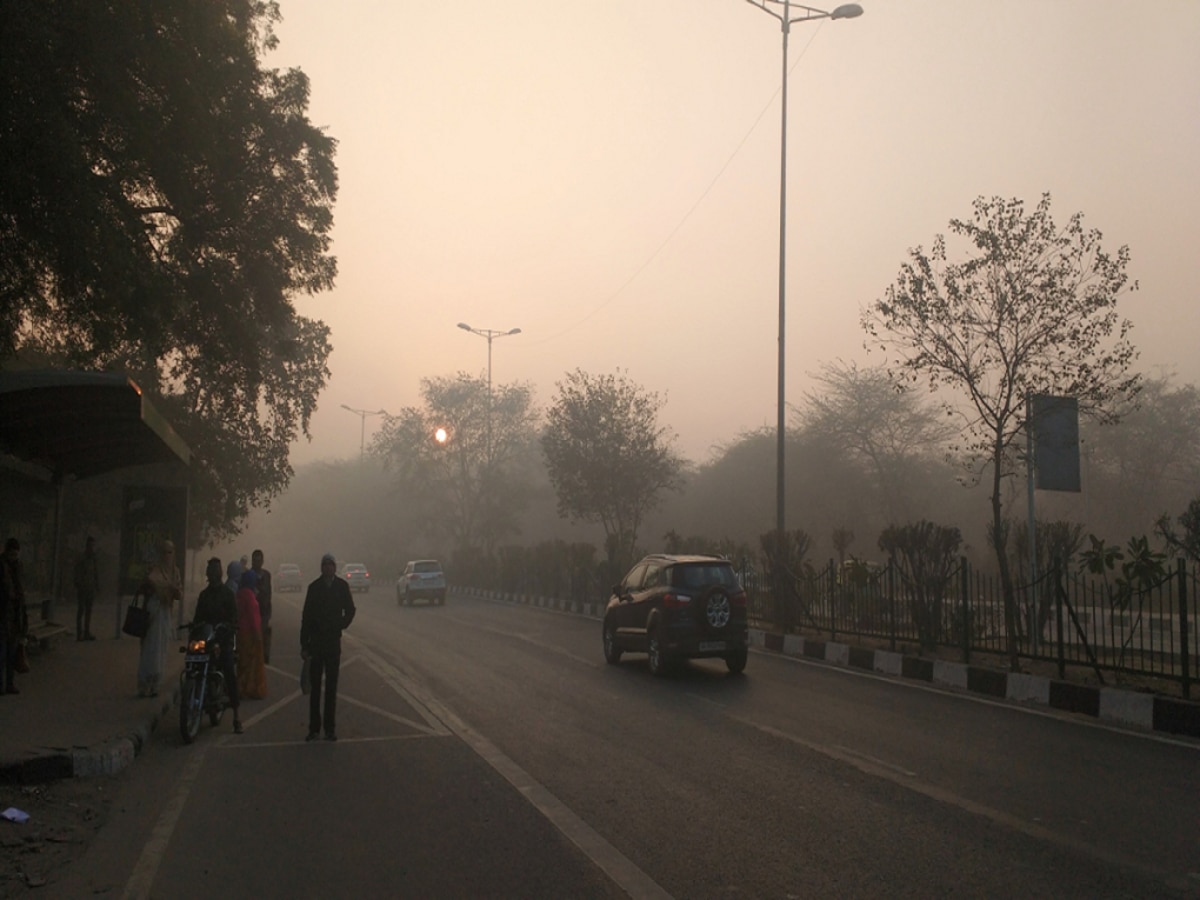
[
  {"xmin": 663, "ymin": 592, "xmax": 691, "ymax": 609},
  {"xmin": 731, "ymin": 590, "xmax": 748, "ymax": 606}
]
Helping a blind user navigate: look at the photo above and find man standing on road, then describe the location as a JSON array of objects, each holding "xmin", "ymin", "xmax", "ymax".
[
  {"xmin": 300, "ymin": 552, "xmax": 355, "ymax": 742},
  {"xmin": 74, "ymin": 536, "xmax": 100, "ymax": 641},
  {"xmin": 250, "ymin": 549, "xmax": 272, "ymax": 664}
]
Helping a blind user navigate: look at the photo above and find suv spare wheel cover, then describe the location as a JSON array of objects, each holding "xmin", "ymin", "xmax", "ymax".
[{"xmin": 700, "ymin": 586, "xmax": 731, "ymax": 629}]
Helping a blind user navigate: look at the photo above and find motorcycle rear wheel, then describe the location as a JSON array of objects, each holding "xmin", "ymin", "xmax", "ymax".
[{"xmin": 180, "ymin": 674, "xmax": 203, "ymax": 744}]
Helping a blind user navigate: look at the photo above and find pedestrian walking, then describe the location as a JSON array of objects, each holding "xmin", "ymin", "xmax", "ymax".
[
  {"xmin": 236, "ymin": 568, "xmax": 267, "ymax": 700},
  {"xmin": 300, "ymin": 552, "xmax": 355, "ymax": 742},
  {"xmin": 74, "ymin": 536, "xmax": 100, "ymax": 641},
  {"xmin": 0, "ymin": 538, "xmax": 29, "ymax": 695},
  {"xmin": 137, "ymin": 539, "xmax": 182, "ymax": 698},
  {"xmin": 250, "ymin": 549, "xmax": 273, "ymax": 664}
]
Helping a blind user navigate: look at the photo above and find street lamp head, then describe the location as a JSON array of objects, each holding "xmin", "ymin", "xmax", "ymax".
[
  {"xmin": 457, "ymin": 322, "xmax": 471, "ymax": 331},
  {"xmin": 507, "ymin": 328, "xmax": 522, "ymax": 336},
  {"xmin": 831, "ymin": 3, "xmax": 863, "ymax": 19},
  {"xmin": 340, "ymin": 403, "xmax": 353, "ymax": 412}
]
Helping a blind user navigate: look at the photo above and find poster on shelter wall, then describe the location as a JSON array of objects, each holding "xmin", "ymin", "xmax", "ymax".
[
  {"xmin": 1030, "ymin": 395, "xmax": 1081, "ymax": 493},
  {"xmin": 118, "ymin": 486, "xmax": 188, "ymax": 596}
]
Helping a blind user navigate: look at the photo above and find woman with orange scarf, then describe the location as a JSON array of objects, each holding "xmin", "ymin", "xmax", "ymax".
[{"xmin": 236, "ymin": 569, "xmax": 268, "ymax": 700}]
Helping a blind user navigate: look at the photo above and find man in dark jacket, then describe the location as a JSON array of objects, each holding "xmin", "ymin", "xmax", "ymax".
[
  {"xmin": 192, "ymin": 557, "xmax": 243, "ymax": 734},
  {"xmin": 300, "ymin": 552, "xmax": 355, "ymax": 742}
]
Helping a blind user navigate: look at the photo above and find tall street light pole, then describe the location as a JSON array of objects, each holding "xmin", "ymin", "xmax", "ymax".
[
  {"xmin": 744, "ymin": 0, "xmax": 862, "ymax": 567},
  {"xmin": 340, "ymin": 404, "xmax": 387, "ymax": 460},
  {"xmin": 457, "ymin": 323, "xmax": 521, "ymax": 553}
]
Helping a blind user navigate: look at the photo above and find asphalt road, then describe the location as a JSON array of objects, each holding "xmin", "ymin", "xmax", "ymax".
[{"xmin": 53, "ymin": 589, "xmax": 1200, "ymax": 898}]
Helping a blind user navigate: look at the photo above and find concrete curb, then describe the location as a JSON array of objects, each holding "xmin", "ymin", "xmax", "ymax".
[
  {"xmin": 473, "ymin": 587, "xmax": 1200, "ymax": 740},
  {"xmin": 70, "ymin": 687, "xmax": 177, "ymax": 778}
]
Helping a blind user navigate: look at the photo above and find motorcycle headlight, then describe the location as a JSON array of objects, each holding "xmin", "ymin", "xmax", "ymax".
[{"xmin": 188, "ymin": 639, "xmax": 207, "ymax": 654}]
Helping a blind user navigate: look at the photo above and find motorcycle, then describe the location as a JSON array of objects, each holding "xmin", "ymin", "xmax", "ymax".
[{"xmin": 178, "ymin": 620, "xmax": 236, "ymax": 744}]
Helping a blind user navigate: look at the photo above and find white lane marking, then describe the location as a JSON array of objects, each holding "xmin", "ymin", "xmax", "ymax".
[
  {"xmin": 338, "ymin": 693, "xmax": 447, "ymax": 734},
  {"xmin": 220, "ymin": 733, "xmax": 438, "ymax": 750},
  {"xmin": 355, "ymin": 643, "xmax": 673, "ymax": 900},
  {"xmin": 831, "ymin": 745, "xmax": 918, "ymax": 778},
  {"xmin": 121, "ymin": 743, "xmax": 209, "ymax": 900},
  {"xmin": 727, "ymin": 714, "xmax": 1191, "ymax": 893}
]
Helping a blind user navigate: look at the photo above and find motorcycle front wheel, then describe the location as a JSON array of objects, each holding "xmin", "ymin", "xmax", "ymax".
[{"xmin": 180, "ymin": 673, "xmax": 203, "ymax": 744}]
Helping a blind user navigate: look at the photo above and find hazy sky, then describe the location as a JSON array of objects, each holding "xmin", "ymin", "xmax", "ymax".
[{"xmin": 270, "ymin": 0, "xmax": 1200, "ymax": 466}]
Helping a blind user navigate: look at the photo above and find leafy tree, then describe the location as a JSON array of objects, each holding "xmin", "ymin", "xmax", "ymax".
[
  {"xmin": 542, "ymin": 369, "xmax": 683, "ymax": 571},
  {"xmin": 878, "ymin": 520, "xmax": 963, "ymax": 651},
  {"xmin": 799, "ymin": 361, "xmax": 953, "ymax": 523},
  {"xmin": 863, "ymin": 193, "xmax": 1140, "ymax": 669},
  {"xmin": 1156, "ymin": 497, "xmax": 1200, "ymax": 563},
  {"xmin": 376, "ymin": 373, "xmax": 538, "ymax": 567},
  {"xmin": 1, "ymin": 1, "xmax": 338, "ymax": 545}
]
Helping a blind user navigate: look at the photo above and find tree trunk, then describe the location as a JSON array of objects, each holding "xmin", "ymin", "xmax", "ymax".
[{"xmin": 991, "ymin": 446, "xmax": 1021, "ymax": 672}]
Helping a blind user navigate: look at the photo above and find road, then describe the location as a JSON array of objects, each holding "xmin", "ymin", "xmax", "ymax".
[{"xmin": 55, "ymin": 590, "xmax": 1200, "ymax": 898}]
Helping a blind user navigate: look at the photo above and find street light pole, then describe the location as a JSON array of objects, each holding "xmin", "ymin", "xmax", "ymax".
[
  {"xmin": 457, "ymin": 323, "xmax": 521, "ymax": 553},
  {"xmin": 744, "ymin": 0, "xmax": 862, "ymax": 569},
  {"xmin": 340, "ymin": 404, "xmax": 387, "ymax": 460}
]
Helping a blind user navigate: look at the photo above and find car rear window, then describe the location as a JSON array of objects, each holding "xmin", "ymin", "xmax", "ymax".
[
  {"xmin": 672, "ymin": 563, "xmax": 738, "ymax": 590},
  {"xmin": 414, "ymin": 561, "xmax": 442, "ymax": 573}
]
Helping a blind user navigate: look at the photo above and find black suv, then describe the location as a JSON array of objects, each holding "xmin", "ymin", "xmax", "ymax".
[{"xmin": 602, "ymin": 554, "xmax": 749, "ymax": 676}]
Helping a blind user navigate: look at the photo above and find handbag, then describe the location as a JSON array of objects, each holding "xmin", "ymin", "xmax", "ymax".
[
  {"xmin": 122, "ymin": 593, "xmax": 150, "ymax": 638},
  {"xmin": 300, "ymin": 657, "xmax": 311, "ymax": 695}
]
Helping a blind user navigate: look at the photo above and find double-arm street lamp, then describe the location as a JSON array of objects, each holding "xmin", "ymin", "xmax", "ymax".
[
  {"xmin": 744, "ymin": 0, "xmax": 862, "ymax": 552},
  {"xmin": 340, "ymin": 404, "xmax": 388, "ymax": 460},
  {"xmin": 457, "ymin": 322, "xmax": 521, "ymax": 553}
]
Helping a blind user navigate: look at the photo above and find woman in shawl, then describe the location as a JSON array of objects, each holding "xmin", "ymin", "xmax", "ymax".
[
  {"xmin": 137, "ymin": 540, "xmax": 182, "ymax": 698},
  {"xmin": 236, "ymin": 568, "xmax": 268, "ymax": 700},
  {"xmin": 225, "ymin": 560, "xmax": 243, "ymax": 597}
]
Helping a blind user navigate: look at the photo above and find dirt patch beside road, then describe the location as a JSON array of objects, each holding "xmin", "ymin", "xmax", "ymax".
[{"xmin": 0, "ymin": 777, "xmax": 116, "ymax": 896}]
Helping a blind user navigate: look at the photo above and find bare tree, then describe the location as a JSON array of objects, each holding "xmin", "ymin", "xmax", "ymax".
[
  {"xmin": 862, "ymin": 193, "xmax": 1140, "ymax": 669},
  {"xmin": 799, "ymin": 360, "xmax": 953, "ymax": 522}
]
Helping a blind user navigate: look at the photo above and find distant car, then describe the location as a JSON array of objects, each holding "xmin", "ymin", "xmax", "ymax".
[
  {"xmin": 396, "ymin": 560, "xmax": 446, "ymax": 606},
  {"xmin": 276, "ymin": 563, "xmax": 303, "ymax": 592},
  {"xmin": 603, "ymin": 554, "xmax": 749, "ymax": 676},
  {"xmin": 339, "ymin": 563, "xmax": 371, "ymax": 593}
]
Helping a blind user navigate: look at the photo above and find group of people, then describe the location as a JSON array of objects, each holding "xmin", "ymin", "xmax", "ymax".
[
  {"xmin": 132, "ymin": 542, "xmax": 356, "ymax": 742},
  {"xmin": 134, "ymin": 543, "xmax": 274, "ymax": 729}
]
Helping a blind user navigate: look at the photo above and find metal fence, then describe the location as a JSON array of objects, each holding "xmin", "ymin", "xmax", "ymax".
[{"xmin": 744, "ymin": 557, "xmax": 1197, "ymax": 700}]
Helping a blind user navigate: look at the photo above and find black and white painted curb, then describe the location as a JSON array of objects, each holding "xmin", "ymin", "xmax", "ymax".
[{"xmin": 467, "ymin": 587, "xmax": 1200, "ymax": 741}]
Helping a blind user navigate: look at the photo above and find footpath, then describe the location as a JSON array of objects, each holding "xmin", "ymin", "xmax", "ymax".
[{"xmin": 0, "ymin": 597, "xmax": 185, "ymax": 783}]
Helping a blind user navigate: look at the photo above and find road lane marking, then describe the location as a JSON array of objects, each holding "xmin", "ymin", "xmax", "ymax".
[
  {"xmin": 122, "ymin": 742, "xmax": 209, "ymax": 900},
  {"xmin": 355, "ymin": 643, "xmax": 673, "ymax": 900},
  {"xmin": 338, "ymin": 693, "xmax": 448, "ymax": 734},
  {"xmin": 435, "ymin": 613, "xmax": 598, "ymax": 667},
  {"xmin": 219, "ymin": 733, "xmax": 439, "ymax": 750},
  {"xmin": 727, "ymin": 714, "xmax": 1192, "ymax": 894}
]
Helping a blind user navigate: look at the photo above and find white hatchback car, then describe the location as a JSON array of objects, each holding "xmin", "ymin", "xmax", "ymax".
[{"xmin": 396, "ymin": 560, "xmax": 446, "ymax": 606}]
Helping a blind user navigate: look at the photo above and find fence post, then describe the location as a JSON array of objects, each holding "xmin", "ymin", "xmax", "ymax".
[
  {"xmin": 1179, "ymin": 557, "xmax": 1190, "ymax": 701},
  {"xmin": 1055, "ymin": 562, "xmax": 1066, "ymax": 681},
  {"xmin": 828, "ymin": 559, "xmax": 837, "ymax": 643},
  {"xmin": 883, "ymin": 556, "xmax": 894, "ymax": 652},
  {"xmin": 960, "ymin": 556, "xmax": 971, "ymax": 664}
]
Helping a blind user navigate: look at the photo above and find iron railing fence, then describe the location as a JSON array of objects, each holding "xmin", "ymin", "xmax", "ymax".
[{"xmin": 742, "ymin": 557, "xmax": 1196, "ymax": 699}]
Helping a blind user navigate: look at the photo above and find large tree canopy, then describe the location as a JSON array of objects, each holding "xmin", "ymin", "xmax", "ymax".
[
  {"xmin": 862, "ymin": 193, "xmax": 1139, "ymax": 667},
  {"xmin": 376, "ymin": 373, "xmax": 539, "ymax": 562},
  {"xmin": 542, "ymin": 369, "xmax": 683, "ymax": 569},
  {"xmin": 1, "ymin": 1, "xmax": 338, "ymax": 543}
]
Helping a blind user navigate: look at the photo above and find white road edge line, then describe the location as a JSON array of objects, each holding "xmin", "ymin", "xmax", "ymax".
[{"xmin": 356, "ymin": 643, "xmax": 673, "ymax": 900}]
